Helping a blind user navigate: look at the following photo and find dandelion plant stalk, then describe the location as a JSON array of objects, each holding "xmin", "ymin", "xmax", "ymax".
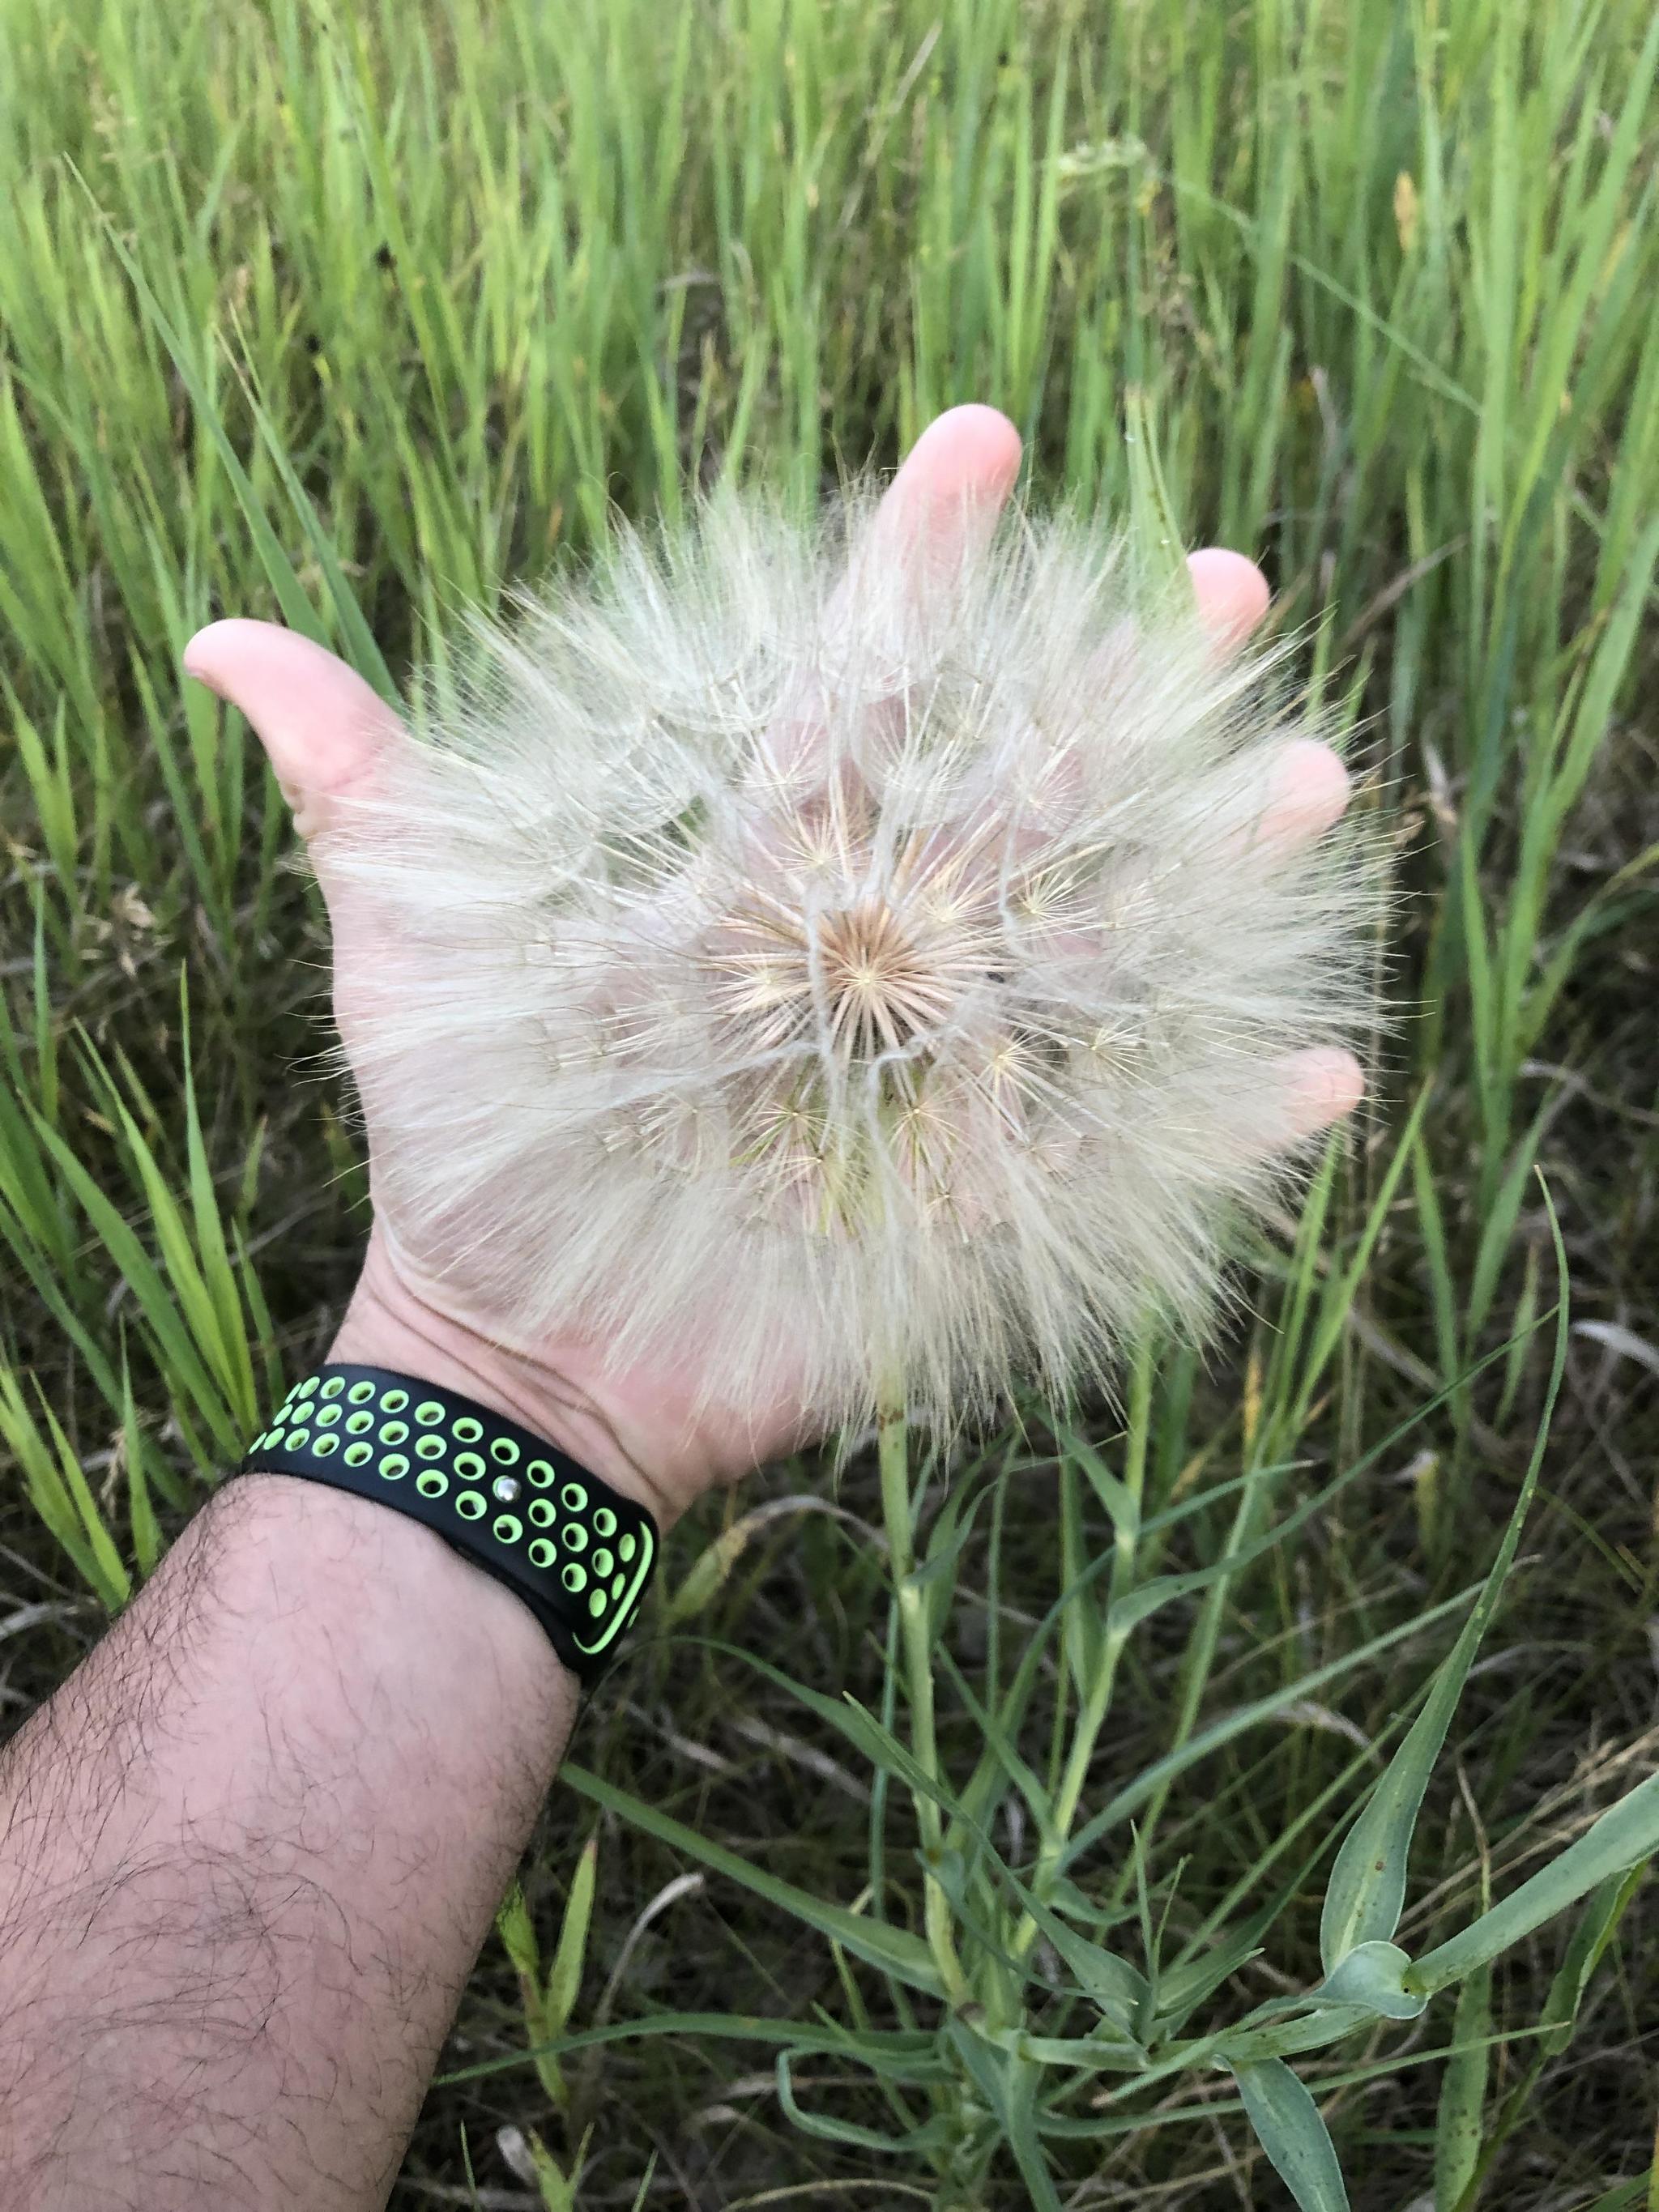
[
  {"xmin": 878, "ymin": 1374, "xmax": 970, "ymax": 2007},
  {"xmin": 313, "ymin": 477, "xmax": 1373, "ymax": 2049},
  {"xmin": 307, "ymin": 471, "xmax": 1375, "ymax": 2076}
]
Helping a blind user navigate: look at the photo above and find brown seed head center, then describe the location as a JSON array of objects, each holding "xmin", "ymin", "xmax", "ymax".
[{"xmin": 816, "ymin": 898, "xmax": 954, "ymax": 1059}]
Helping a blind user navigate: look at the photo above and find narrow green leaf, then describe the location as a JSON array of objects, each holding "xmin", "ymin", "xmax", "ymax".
[
  {"xmin": 1122, "ymin": 386, "xmax": 1191, "ymax": 594},
  {"xmin": 947, "ymin": 2020, "xmax": 1065, "ymax": 2212},
  {"xmin": 775, "ymin": 2048, "xmax": 954, "ymax": 2154},
  {"xmin": 179, "ymin": 983, "xmax": 258, "ymax": 1428},
  {"xmin": 663, "ymin": 1497, "xmax": 847, "ymax": 1624},
  {"xmin": 1320, "ymin": 1181, "xmax": 1570, "ymax": 1971},
  {"xmin": 1407, "ymin": 1771, "xmax": 1659, "ymax": 1998},
  {"xmin": 439, "ymin": 2012, "xmax": 949, "ymax": 2091},
  {"xmin": 1292, "ymin": 1085, "xmax": 1432, "ymax": 1429},
  {"xmin": 495, "ymin": 1882, "xmax": 540, "ymax": 1986},
  {"xmin": 1535, "ymin": 1866, "xmax": 1645, "ymax": 2062},
  {"xmin": 1314, "ymin": 1941, "xmax": 1427, "ymax": 2022},
  {"xmin": 0, "ymin": 1366, "xmax": 109, "ymax": 1600},
  {"xmin": 560, "ymin": 1764, "xmax": 942, "ymax": 1998},
  {"xmin": 545, "ymin": 1835, "xmax": 599, "ymax": 2035},
  {"xmin": 1055, "ymin": 1422, "xmax": 1140, "ymax": 1538},
  {"xmin": 73, "ymin": 178, "xmax": 331, "ymax": 648},
  {"xmin": 120, "ymin": 1338, "xmax": 162, "ymax": 1579},
  {"xmin": 226, "ymin": 334, "xmax": 397, "ymax": 697},
  {"xmin": 23, "ymin": 1385, "xmax": 131, "ymax": 1611},
  {"xmin": 29, "ymin": 1112, "xmax": 241, "ymax": 1456},
  {"xmin": 1231, "ymin": 2058, "xmax": 1351, "ymax": 2212},
  {"xmin": 992, "ymin": 1865, "xmax": 1150, "ymax": 2033},
  {"xmin": 1434, "ymin": 1963, "xmax": 1491, "ymax": 2211},
  {"xmin": 1065, "ymin": 1583, "xmax": 1479, "ymax": 1867},
  {"xmin": 712, "ymin": 1640, "xmax": 968, "ymax": 1835}
]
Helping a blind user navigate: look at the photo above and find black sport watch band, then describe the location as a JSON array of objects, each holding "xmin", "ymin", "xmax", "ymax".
[{"xmin": 239, "ymin": 1364, "xmax": 658, "ymax": 1683}]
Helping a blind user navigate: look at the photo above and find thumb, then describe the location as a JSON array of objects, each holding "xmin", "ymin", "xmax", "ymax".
[{"xmin": 182, "ymin": 619, "xmax": 404, "ymax": 846}]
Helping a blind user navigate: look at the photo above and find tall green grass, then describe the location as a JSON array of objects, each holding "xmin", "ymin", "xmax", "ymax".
[{"xmin": 3, "ymin": 0, "xmax": 1657, "ymax": 2203}]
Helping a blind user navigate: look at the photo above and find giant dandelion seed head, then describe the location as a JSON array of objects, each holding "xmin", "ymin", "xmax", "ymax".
[{"xmin": 326, "ymin": 480, "xmax": 1380, "ymax": 1435}]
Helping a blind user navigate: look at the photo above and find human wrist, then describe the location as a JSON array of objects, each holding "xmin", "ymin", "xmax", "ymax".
[
  {"xmin": 331, "ymin": 1227, "xmax": 684, "ymax": 1528},
  {"xmin": 0, "ymin": 1449, "xmax": 578, "ymax": 2211},
  {"xmin": 205, "ymin": 1463, "xmax": 576, "ymax": 1750}
]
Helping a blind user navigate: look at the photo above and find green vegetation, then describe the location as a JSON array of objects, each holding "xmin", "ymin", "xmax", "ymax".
[{"xmin": 3, "ymin": 0, "xmax": 1657, "ymax": 2202}]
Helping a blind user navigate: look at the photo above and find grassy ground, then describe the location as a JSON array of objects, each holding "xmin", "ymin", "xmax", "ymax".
[{"xmin": 3, "ymin": 0, "xmax": 1658, "ymax": 2202}]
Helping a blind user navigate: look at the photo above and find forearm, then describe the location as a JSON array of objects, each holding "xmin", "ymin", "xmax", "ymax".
[{"xmin": 0, "ymin": 1465, "xmax": 575, "ymax": 2210}]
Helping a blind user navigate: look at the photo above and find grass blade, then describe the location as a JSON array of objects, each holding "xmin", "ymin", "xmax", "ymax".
[{"xmin": 1319, "ymin": 1178, "xmax": 1571, "ymax": 1972}]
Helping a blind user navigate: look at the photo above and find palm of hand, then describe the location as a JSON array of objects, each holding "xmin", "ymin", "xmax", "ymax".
[{"xmin": 186, "ymin": 407, "xmax": 1359, "ymax": 1513}]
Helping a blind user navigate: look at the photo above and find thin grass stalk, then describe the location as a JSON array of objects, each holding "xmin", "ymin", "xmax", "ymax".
[
  {"xmin": 1007, "ymin": 1340, "xmax": 1154, "ymax": 1971},
  {"xmin": 877, "ymin": 1376, "xmax": 969, "ymax": 2007}
]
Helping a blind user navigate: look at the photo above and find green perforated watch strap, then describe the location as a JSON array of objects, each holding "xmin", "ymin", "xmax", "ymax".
[{"xmin": 240, "ymin": 1365, "xmax": 658, "ymax": 1682}]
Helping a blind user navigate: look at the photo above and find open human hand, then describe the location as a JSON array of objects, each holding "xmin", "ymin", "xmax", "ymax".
[{"xmin": 185, "ymin": 404, "xmax": 1361, "ymax": 1527}]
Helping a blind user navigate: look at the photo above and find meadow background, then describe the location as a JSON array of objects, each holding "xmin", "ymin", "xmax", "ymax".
[{"xmin": 2, "ymin": 0, "xmax": 1657, "ymax": 2204}]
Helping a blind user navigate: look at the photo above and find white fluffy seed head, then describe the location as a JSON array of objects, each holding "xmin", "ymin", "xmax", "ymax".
[{"xmin": 325, "ymin": 481, "xmax": 1381, "ymax": 1435}]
